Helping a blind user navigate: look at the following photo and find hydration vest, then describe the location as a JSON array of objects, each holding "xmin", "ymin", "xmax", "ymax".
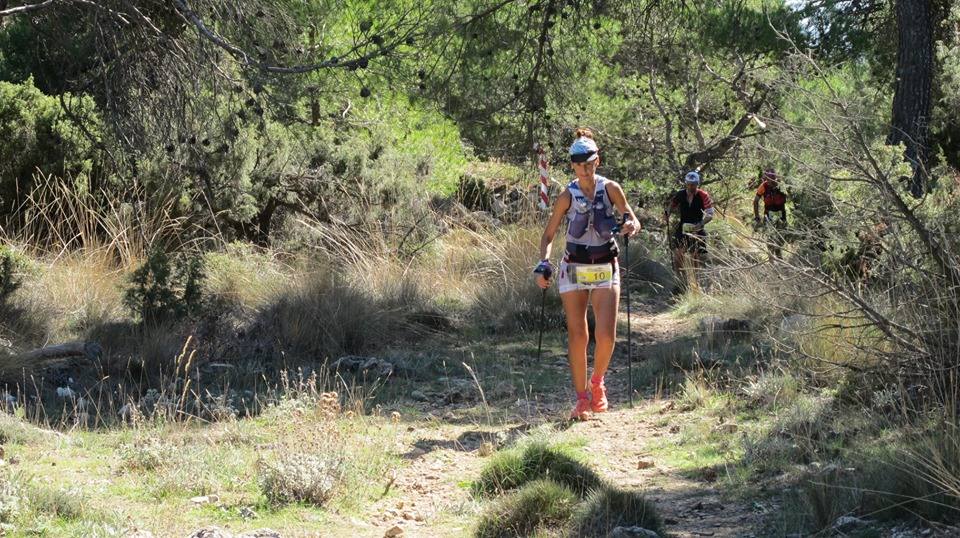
[{"xmin": 564, "ymin": 176, "xmax": 619, "ymax": 263}]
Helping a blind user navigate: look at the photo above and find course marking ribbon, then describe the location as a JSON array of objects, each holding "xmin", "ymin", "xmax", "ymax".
[{"xmin": 535, "ymin": 143, "xmax": 549, "ymax": 210}]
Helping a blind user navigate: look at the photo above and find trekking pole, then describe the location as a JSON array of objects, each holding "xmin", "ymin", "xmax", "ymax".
[
  {"xmin": 534, "ymin": 262, "xmax": 553, "ymax": 361},
  {"xmin": 624, "ymin": 232, "xmax": 634, "ymax": 408},
  {"xmin": 537, "ymin": 288, "xmax": 546, "ymax": 361}
]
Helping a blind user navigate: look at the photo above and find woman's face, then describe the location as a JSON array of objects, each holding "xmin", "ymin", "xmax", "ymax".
[{"xmin": 570, "ymin": 157, "xmax": 599, "ymax": 181}]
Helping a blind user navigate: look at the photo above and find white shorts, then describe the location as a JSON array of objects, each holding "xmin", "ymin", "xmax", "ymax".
[{"xmin": 557, "ymin": 259, "xmax": 620, "ymax": 294}]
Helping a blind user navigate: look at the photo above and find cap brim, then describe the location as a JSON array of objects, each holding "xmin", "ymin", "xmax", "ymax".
[{"xmin": 570, "ymin": 152, "xmax": 598, "ymax": 163}]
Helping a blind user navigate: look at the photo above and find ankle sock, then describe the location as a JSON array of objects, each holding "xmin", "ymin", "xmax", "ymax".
[
  {"xmin": 577, "ymin": 390, "xmax": 591, "ymax": 400},
  {"xmin": 590, "ymin": 374, "xmax": 604, "ymax": 386}
]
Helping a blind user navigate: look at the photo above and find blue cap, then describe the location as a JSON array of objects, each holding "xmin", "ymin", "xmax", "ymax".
[
  {"xmin": 684, "ymin": 171, "xmax": 701, "ymax": 184},
  {"xmin": 569, "ymin": 137, "xmax": 599, "ymax": 162}
]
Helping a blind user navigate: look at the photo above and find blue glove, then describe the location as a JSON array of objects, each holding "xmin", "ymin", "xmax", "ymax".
[{"xmin": 533, "ymin": 259, "xmax": 554, "ymax": 280}]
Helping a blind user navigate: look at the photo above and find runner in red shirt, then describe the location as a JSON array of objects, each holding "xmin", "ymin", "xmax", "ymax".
[
  {"xmin": 753, "ymin": 168, "xmax": 787, "ymax": 257},
  {"xmin": 753, "ymin": 168, "xmax": 787, "ymax": 224}
]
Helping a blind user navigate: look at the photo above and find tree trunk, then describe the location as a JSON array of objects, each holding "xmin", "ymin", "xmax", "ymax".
[
  {"xmin": 251, "ymin": 197, "xmax": 278, "ymax": 246},
  {"xmin": 225, "ymin": 198, "xmax": 276, "ymax": 247},
  {"xmin": 888, "ymin": 0, "xmax": 935, "ymax": 196}
]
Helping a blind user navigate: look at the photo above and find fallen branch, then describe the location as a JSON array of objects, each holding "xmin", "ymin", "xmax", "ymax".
[
  {"xmin": 0, "ymin": 0, "xmax": 56, "ymax": 19},
  {"xmin": 0, "ymin": 341, "xmax": 101, "ymax": 377}
]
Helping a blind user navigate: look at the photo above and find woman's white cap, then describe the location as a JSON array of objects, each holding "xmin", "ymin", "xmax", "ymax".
[{"xmin": 569, "ymin": 137, "xmax": 599, "ymax": 162}]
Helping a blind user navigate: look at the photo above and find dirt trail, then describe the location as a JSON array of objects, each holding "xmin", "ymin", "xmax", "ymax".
[
  {"xmin": 360, "ymin": 297, "xmax": 764, "ymax": 538},
  {"xmin": 585, "ymin": 406, "xmax": 761, "ymax": 538}
]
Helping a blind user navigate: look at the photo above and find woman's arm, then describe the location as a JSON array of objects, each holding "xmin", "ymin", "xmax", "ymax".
[{"xmin": 606, "ymin": 181, "xmax": 640, "ymax": 236}]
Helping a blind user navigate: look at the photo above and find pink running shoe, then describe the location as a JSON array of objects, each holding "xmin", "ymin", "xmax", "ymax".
[
  {"xmin": 590, "ymin": 380, "xmax": 608, "ymax": 413},
  {"xmin": 570, "ymin": 395, "xmax": 592, "ymax": 421}
]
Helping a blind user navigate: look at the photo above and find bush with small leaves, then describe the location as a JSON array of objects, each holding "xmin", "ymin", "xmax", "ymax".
[
  {"xmin": 257, "ymin": 452, "xmax": 344, "ymax": 506},
  {"xmin": 119, "ymin": 438, "xmax": 176, "ymax": 473},
  {"xmin": 0, "ymin": 475, "xmax": 20, "ymax": 525}
]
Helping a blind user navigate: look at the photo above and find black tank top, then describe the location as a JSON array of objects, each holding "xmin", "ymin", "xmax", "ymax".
[{"xmin": 671, "ymin": 189, "xmax": 713, "ymax": 224}]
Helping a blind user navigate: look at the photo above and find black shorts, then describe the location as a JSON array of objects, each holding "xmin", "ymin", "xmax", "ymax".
[{"xmin": 672, "ymin": 230, "xmax": 707, "ymax": 255}]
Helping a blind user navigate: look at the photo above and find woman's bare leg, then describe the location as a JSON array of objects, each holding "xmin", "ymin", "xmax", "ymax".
[
  {"xmin": 589, "ymin": 286, "xmax": 620, "ymax": 380},
  {"xmin": 561, "ymin": 289, "xmax": 591, "ymax": 393}
]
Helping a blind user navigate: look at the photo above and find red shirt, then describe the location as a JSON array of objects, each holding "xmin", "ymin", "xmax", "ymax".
[{"xmin": 756, "ymin": 181, "xmax": 786, "ymax": 211}]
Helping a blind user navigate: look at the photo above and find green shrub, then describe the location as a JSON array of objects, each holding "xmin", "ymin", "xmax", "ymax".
[
  {"xmin": 473, "ymin": 448, "xmax": 525, "ymax": 496},
  {"xmin": 457, "ymin": 173, "xmax": 493, "ymax": 212},
  {"xmin": 0, "ymin": 251, "xmax": 20, "ymax": 302},
  {"xmin": 25, "ymin": 483, "xmax": 88, "ymax": 521},
  {"xmin": 471, "ymin": 443, "xmax": 662, "ymax": 538},
  {"xmin": 124, "ymin": 249, "xmax": 204, "ymax": 325},
  {"xmin": 569, "ymin": 487, "xmax": 662, "ymax": 537},
  {"xmin": 0, "ymin": 248, "xmax": 21, "ymax": 303},
  {"xmin": 474, "ymin": 479, "xmax": 577, "ymax": 538},
  {"xmin": 0, "ymin": 78, "xmax": 98, "ymax": 217},
  {"xmin": 472, "ymin": 441, "xmax": 604, "ymax": 498}
]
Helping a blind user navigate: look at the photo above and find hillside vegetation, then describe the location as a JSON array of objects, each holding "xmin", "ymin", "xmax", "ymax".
[{"xmin": 0, "ymin": 0, "xmax": 959, "ymax": 536}]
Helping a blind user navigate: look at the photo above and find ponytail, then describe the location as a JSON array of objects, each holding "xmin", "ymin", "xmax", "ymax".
[{"xmin": 574, "ymin": 127, "xmax": 594, "ymax": 140}]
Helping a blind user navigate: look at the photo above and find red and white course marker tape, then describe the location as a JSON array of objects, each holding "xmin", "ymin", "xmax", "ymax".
[{"xmin": 535, "ymin": 144, "xmax": 549, "ymax": 210}]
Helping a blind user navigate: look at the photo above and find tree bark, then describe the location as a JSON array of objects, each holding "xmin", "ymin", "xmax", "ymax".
[
  {"xmin": 888, "ymin": 0, "xmax": 935, "ymax": 196},
  {"xmin": 683, "ymin": 97, "xmax": 766, "ymax": 173}
]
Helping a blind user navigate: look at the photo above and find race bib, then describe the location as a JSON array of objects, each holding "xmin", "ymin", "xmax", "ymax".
[{"xmin": 572, "ymin": 264, "xmax": 613, "ymax": 284}]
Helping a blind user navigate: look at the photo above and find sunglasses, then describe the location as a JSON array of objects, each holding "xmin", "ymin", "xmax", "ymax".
[{"xmin": 570, "ymin": 151, "xmax": 597, "ymax": 163}]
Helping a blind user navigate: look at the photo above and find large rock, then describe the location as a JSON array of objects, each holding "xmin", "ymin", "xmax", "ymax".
[
  {"xmin": 187, "ymin": 528, "xmax": 232, "ymax": 538},
  {"xmin": 832, "ymin": 516, "xmax": 869, "ymax": 533},
  {"xmin": 331, "ymin": 356, "xmax": 394, "ymax": 378},
  {"xmin": 407, "ymin": 310, "xmax": 455, "ymax": 332},
  {"xmin": 441, "ymin": 379, "xmax": 477, "ymax": 405},
  {"xmin": 238, "ymin": 531, "xmax": 281, "ymax": 538},
  {"xmin": 609, "ymin": 527, "xmax": 660, "ymax": 538},
  {"xmin": 186, "ymin": 528, "xmax": 282, "ymax": 538},
  {"xmin": 698, "ymin": 316, "xmax": 751, "ymax": 334}
]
